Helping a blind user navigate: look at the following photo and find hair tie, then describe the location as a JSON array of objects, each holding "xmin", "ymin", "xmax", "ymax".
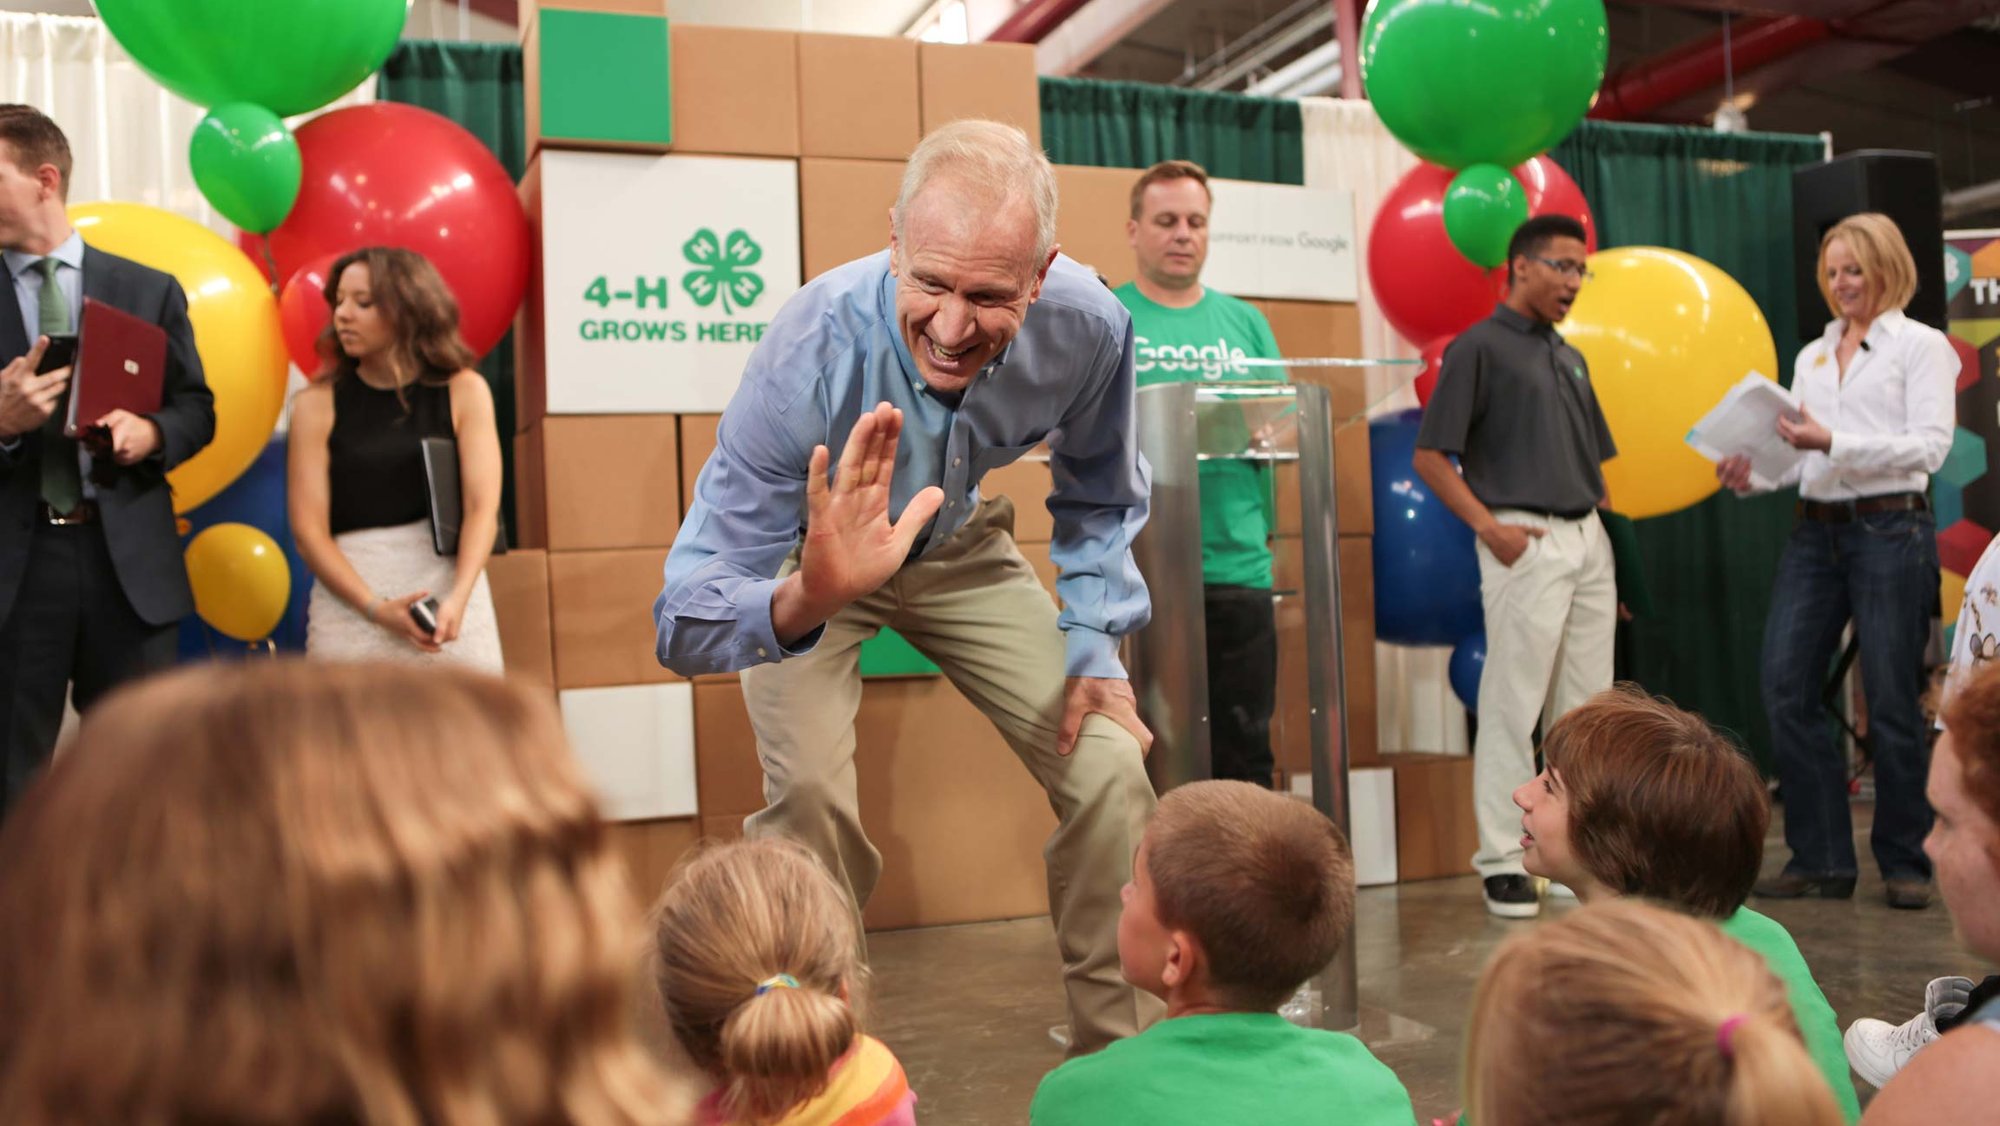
[
  {"xmin": 755, "ymin": 974, "xmax": 800, "ymax": 996},
  {"xmin": 1716, "ymin": 1013, "xmax": 1748, "ymax": 1058}
]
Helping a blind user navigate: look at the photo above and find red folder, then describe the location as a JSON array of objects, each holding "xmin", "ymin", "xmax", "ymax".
[{"xmin": 63, "ymin": 297, "xmax": 167, "ymax": 439}]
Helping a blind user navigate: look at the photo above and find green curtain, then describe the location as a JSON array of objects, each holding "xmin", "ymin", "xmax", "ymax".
[
  {"xmin": 1549, "ymin": 121, "xmax": 1827, "ymax": 769},
  {"xmin": 376, "ymin": 41, "xmax": 528, "ymax": 544},
  {"xmin": 1040, "ymin": 77, "xmax": 1304, "ymax": 183}
]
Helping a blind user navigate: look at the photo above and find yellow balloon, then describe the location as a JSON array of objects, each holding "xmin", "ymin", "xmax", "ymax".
[
  {"xmin": 184, "ymin": 522, "xmax": 291, "ymax": 642},
  {"xmin": 1558, "ymin": 247, "xmax": 1780, "ymax": 520},
  {"xmin": 68, "ymin": 202, "xmax": 286, "ymax": 514}
]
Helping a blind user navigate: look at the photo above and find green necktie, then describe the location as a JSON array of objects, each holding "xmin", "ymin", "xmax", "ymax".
[{"xmin": 35, "ymin": 256, "xmax": 81, "ymax": 514}]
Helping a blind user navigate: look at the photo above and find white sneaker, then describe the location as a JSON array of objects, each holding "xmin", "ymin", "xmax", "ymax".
[{"xmin": 1844, "ymin": 976, "xmax": 1975, "ymax": 1087}]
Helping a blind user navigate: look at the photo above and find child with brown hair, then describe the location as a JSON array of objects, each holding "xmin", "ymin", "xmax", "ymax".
[
  {"xmin": 0, "ymin": 660, "xmax": 687, "ymax": 1125},
  {"xmin": 1029, "ymin": 780, "xmax": 1414, "ymax": 1125},
  {"xmin": 651, "ymin": 837, "xmax": 917, "ymax": 1126},
  {"xmin": 1465, "ymin": 899, "xmax": 1846, "ymax": 1126},
  {"xmin": 1511, "ymin": 684, "xmax": 1861, "ymax": 1119}
]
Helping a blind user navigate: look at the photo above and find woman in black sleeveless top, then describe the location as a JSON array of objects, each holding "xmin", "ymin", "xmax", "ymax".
[{"xmin": 287, "ymin": 247, "xmax": 503, "ymax": 668}]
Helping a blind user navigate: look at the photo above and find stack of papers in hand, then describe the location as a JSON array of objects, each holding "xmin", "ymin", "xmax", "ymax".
[{"xmin": 1685, "ymin": 373, "xmax": 1805, "ymax": 491}]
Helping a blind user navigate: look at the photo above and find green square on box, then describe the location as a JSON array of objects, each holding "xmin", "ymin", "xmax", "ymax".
[
  {"xmin": 859, "ymin": 628, "xmax": 940, "ymax": 678},
  {"xmin": 539, "ymin": 9, "xmax": 672, "ymax": 146}
]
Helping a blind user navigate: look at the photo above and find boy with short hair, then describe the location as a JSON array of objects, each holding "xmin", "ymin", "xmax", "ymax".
[
  {"xmin": 1513, "ymin": 685, "xmax": 1862, "ymax": 1120},
  {"xmin": 1029, "ymin": 780, "xmax": 1416, "ymax": 1125}
]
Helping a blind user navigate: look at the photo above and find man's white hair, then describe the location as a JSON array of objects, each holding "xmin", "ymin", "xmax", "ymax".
[{"xmin": 892, "ymin": 119, "xmax": 1059, "ymax": 265}]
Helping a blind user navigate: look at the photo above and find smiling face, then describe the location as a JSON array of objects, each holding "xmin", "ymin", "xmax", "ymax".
[
  {"xmin": 1128, "ymin": 176, "xmax": 1211, "ymax": 293},
  {"xmin": 1926, "ymin": 732, "xmax": 2000, "ymax": 963},
  {"xmin": 331, "ymin": 262, "xmax": 394, "ymax": 365},
  {"xmin": 888, "ymin": 176, "xmax": 1053, "ymax": 395},
  {"xmin": 1513, "ymin": 767, "xmax": 1588, "ymax": 888},
  {"xmin": 1822, "ymin": 237, "xmax": 1875, "ymax": 323}
]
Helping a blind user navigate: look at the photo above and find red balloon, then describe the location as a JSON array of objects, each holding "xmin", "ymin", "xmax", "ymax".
[
  {"xmin": 1414, "ymin": 334, "xmax": 1455, "ymax": 406},
  {"xmin": 262, "ymin": 103, "xmax": 529, "ymax": 357},
  {"xmin": 1370, "ymin": 163, "xmax": 1505, "ymax": 348},
  {"xmin": 279, "ymin": 253, "xmax": 341, "ymax": 377},
  {"xmin": 1513, "ymin": 155, "xmax": 1597, "ymax": 254}
]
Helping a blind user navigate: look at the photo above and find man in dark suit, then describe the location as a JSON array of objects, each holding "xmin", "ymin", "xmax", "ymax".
[{"xmin": 0, "ymin": 105, "xmax": 213, "ymax": 811}]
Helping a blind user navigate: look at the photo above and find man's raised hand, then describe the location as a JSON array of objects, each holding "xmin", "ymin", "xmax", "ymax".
[{"xmin": 781, "ymin": 403, "xmax": 945, "ymax": 635}]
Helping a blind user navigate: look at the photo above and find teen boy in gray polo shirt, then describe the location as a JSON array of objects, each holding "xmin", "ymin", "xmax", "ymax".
[{"xmin": 1412, "ymin": 214, "xmax": 1619, "ymax": 919}]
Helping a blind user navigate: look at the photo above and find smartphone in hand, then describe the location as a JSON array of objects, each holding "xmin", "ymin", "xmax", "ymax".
[
  {"xmin": 409, "ymin": 597, "xmax": 440, "ymax": 636},
  {"xmin": 36, "ymin": 334, "xmax": 77, "ymax": 374}
]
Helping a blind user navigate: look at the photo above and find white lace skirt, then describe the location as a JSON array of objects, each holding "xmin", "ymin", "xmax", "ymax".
[{"xmin": 305, "ymin": 520, "xmax": 504, "ymax": 673}]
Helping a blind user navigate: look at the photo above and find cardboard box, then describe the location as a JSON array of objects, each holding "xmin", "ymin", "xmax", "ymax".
[
  {"xmin": 606, "ymin": 816, "xmax": 702, "ymax": 908},
  {"xmin": 977, "ymin": 453, "xmax": 1054, "ymax": 544},
  {"xmin": 692, "ymin": 677, "xmax": 1057, "ymax": 930},
  {"xmin": 1052, "ymin": 164, "xmax": 1137, "ymax": 288},
  {"xmin": 1384, "ymin": 752, "xmax": 1477, "ymax": 881},
  {"xmin": 800, "ymin": 159, "xmax": 901, "ymax": 281},
  {"xmin": 561, "ymin": 682, "xmax": 698, "ymax": 820},
  {"xmin": 524, "ymin": 8, "xmax": 673, "ymax": 154},
  {"xmin": 671, "ymin": 25, "xmax": 800, "ymax": 157},
  {"xmin": 1271, "ymin": 536, "xmax": 1378, "ymax": 770},
  {"xmin": 548, "ymin": 548, "xmax": 681, "ymax": 689},
  {"xmin": 1272, "ymin": 418, "xmax": 1373, "ymax": 536},
  {"xmin": 486, "ymin": 549, "xmax": 556, "ymax": 692},
  {"xmin": 516, "ymin": 416, "xmax": 682, "ymax": 552},
  {"xmin": 798, "ymin": 34, "xmax": 920, "ymax": 160},
  {"xmin": 917, "ymin": 41, "xmax": 1040, "ymax": 145}
]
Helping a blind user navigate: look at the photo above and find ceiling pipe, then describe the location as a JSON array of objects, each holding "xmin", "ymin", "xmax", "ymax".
[
  {"xmin": 1945, "ymin": 178, "xmax": 2000, "ymax": 220},
  {"xmin": 1590, "ymin": 14, "xmax": 1832, "ymax": 122},
  {"xmin": 1247, "ymin": 40, "xmax": 1340, "ymax": 98},
  {"xmin": 1191, "ymin": 6, "xmax": 1333, "ymax": 91},
  {"xmin": 986, "ymin": 0, "xmax": 1095, "ymax": 44}
]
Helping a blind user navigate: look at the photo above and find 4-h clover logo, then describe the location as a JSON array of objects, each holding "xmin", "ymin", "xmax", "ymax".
[{"xmin": 682, "ymin": 228, "xmax": 765, "ymax": 314}]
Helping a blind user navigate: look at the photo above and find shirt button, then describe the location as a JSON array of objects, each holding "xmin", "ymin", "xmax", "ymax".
[
  {"xmin": 953, "ymin": 457, "xmax": 962, "ymax": 467},
  {"xmin": 912, "ymin": 382, "xmax": 923, "ymax": 392},
  {"xmin": 946, "ymin": 500, "xmax": 955, "ymax": 509},
  {"xmin": 756, "ymin": 647, "xmax": 768, "ymax": 659}
]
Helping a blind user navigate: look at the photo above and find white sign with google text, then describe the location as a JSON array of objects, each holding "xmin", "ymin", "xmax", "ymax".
[
  {"xmin": 1202, "ymin": 179, "xmax": 1358, "ymax": 302},
  {"xmin": 538, "ymin": 151, "xmax": 801, "ymax": 414}
]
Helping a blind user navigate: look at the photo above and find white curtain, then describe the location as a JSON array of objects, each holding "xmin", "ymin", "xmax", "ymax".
[
  {"xmin": 1298, "ymin": 95, "xmax": 1468, "ymax": 757},
  {"xmin": 1, "ymin": 12, "xmax": 374, "ymax": 239}
]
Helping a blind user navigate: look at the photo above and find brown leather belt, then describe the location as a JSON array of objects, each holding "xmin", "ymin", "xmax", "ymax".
[
  {"xmin": 1796, "ymin": 492, "xmax": 1927, "ymax": 523},
  {"xmin": 38, "ymin": 499, "xmax": 99, "ymax": 525}
]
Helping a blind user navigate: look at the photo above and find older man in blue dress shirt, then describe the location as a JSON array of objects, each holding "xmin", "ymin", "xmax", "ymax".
[{"xmin": 654, "ymin": 120, "xmax": 1161, "ymax": 1052}]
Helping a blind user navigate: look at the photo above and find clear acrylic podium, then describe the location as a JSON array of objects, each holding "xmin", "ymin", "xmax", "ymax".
[{"xmin": 1123, "ymin": 363, "xmax": 1416, "ymax": 1032}]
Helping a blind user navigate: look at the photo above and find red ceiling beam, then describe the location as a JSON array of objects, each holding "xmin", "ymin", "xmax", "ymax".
[
  {"xmin": 1590, "ymin": 15, "xmax": 1833, "ymax": 122},
  {"xmin": 985, "ymin": 0, "xmax": 1093, "ymax": 44}
]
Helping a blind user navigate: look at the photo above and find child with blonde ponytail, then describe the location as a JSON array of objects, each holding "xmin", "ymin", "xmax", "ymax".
[
  {"xmin": 652, "ymin": 838, "xmax": 917, "ymax": 1126},
  {"xmin": 1466, "ymin": 900, "xmax": 1845, "ymax": 1126}
]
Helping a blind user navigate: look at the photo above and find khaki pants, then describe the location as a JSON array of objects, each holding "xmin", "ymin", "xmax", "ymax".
[
  {"xmin": 741, "ymin": 497, "xmax": 1162, "ymax": 1053},
  {"xmin": 1470, "ymin": 509, "xmax": 1617, "ymax": 878}
]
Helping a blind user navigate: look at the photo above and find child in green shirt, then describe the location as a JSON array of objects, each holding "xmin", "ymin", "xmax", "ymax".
[
  {"xmin": 1511, "ymin": 685, "xmax": 1863, "ymax": 1121},
  {"xmin": 1029, "ymin": 781, "xmax": 1415, "ymax": 1126}
]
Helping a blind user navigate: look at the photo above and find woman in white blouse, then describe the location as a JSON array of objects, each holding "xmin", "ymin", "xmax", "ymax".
[{"xmin": 1718, "ymin": 212, "xmax": 1959, "ymax": 910}]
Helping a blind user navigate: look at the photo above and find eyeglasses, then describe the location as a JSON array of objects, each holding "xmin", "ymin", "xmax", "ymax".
[{"xmin": 1533, "ymin": 256, "xmax": 1594, "ymax": 282}]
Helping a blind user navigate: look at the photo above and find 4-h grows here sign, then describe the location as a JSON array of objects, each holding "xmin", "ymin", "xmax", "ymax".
[{"xmin": 539, "ymin": 151, "xmax": 802, "ymax": 414}]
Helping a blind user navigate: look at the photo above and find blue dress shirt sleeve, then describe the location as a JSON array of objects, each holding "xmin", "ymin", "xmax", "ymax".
[
  {"xmin": 1046, "ymin": 312, "xmax": 1152, "ymax": 678},
  {"xmin": 653, "ymin": 373, "xmax": 826, "ymax": 677}
]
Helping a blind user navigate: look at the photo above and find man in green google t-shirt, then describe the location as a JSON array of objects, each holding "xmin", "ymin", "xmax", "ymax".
[{"xmin": 1115, "ymin": 160, "xmax": 1283, "ymax": 787}]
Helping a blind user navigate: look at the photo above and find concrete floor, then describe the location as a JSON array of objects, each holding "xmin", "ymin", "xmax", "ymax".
[{"xmin": 862, "ymin": 806, "xmax": 1975, "ymax": 1124}]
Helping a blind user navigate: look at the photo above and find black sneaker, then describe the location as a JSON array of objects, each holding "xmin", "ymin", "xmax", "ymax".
[{"xmin": 1483, "ymin": 874, "xmax": 1541, "ymax": 918}]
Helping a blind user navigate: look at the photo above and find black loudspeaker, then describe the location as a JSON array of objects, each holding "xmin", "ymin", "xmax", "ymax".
[{"xmin": 1791, "ymin": 149, "xmax": 1946, "ymax": 343}]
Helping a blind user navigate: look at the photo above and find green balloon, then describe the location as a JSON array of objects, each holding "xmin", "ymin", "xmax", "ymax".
[
  {"xmin": 1361, "ymin": 0, "xmax": 1608, "ymax": 170},
  {"xmin": 190, "ymin": 104, "xmax": 302, "ymax": 235},
  {"xmin": 95, "ymin": 0, "xmax": 408, "ymax": 116},
  {"xmin": 1442, "ymin": 165, "xmax": 1530, "ymax": 269}
]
